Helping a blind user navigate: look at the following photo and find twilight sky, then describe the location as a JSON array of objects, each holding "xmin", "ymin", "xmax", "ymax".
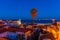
[{"xmin": 0, "ymin": 0, "xmax": 60, "ymax": 20}]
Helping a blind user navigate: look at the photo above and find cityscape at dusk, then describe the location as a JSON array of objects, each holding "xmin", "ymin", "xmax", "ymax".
[{"xmin": 0, "ymin": 0, "xmax": 60, "ymax": 40}]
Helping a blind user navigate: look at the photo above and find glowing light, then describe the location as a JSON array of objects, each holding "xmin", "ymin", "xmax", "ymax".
[
  {"xmin": 42, "ymin": 21, "xmax": 60, "ymax": 40},
  {"xmin": 25, "ymin": 31, "xmax": 31, "ymax": 36},
  {"xmin": 17, "ymin": 19, "xmax": 21, "ymax": 25}
]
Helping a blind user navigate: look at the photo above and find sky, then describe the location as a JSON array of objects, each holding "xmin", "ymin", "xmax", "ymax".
[{"xmin": 0, "ymin": 0, "xmax": 60, "ymax": 20}]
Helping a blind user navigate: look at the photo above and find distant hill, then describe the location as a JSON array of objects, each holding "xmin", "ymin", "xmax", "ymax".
[{"xmin": 21, "ymin": 19, "xmax": 57, "ymax": 24}]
